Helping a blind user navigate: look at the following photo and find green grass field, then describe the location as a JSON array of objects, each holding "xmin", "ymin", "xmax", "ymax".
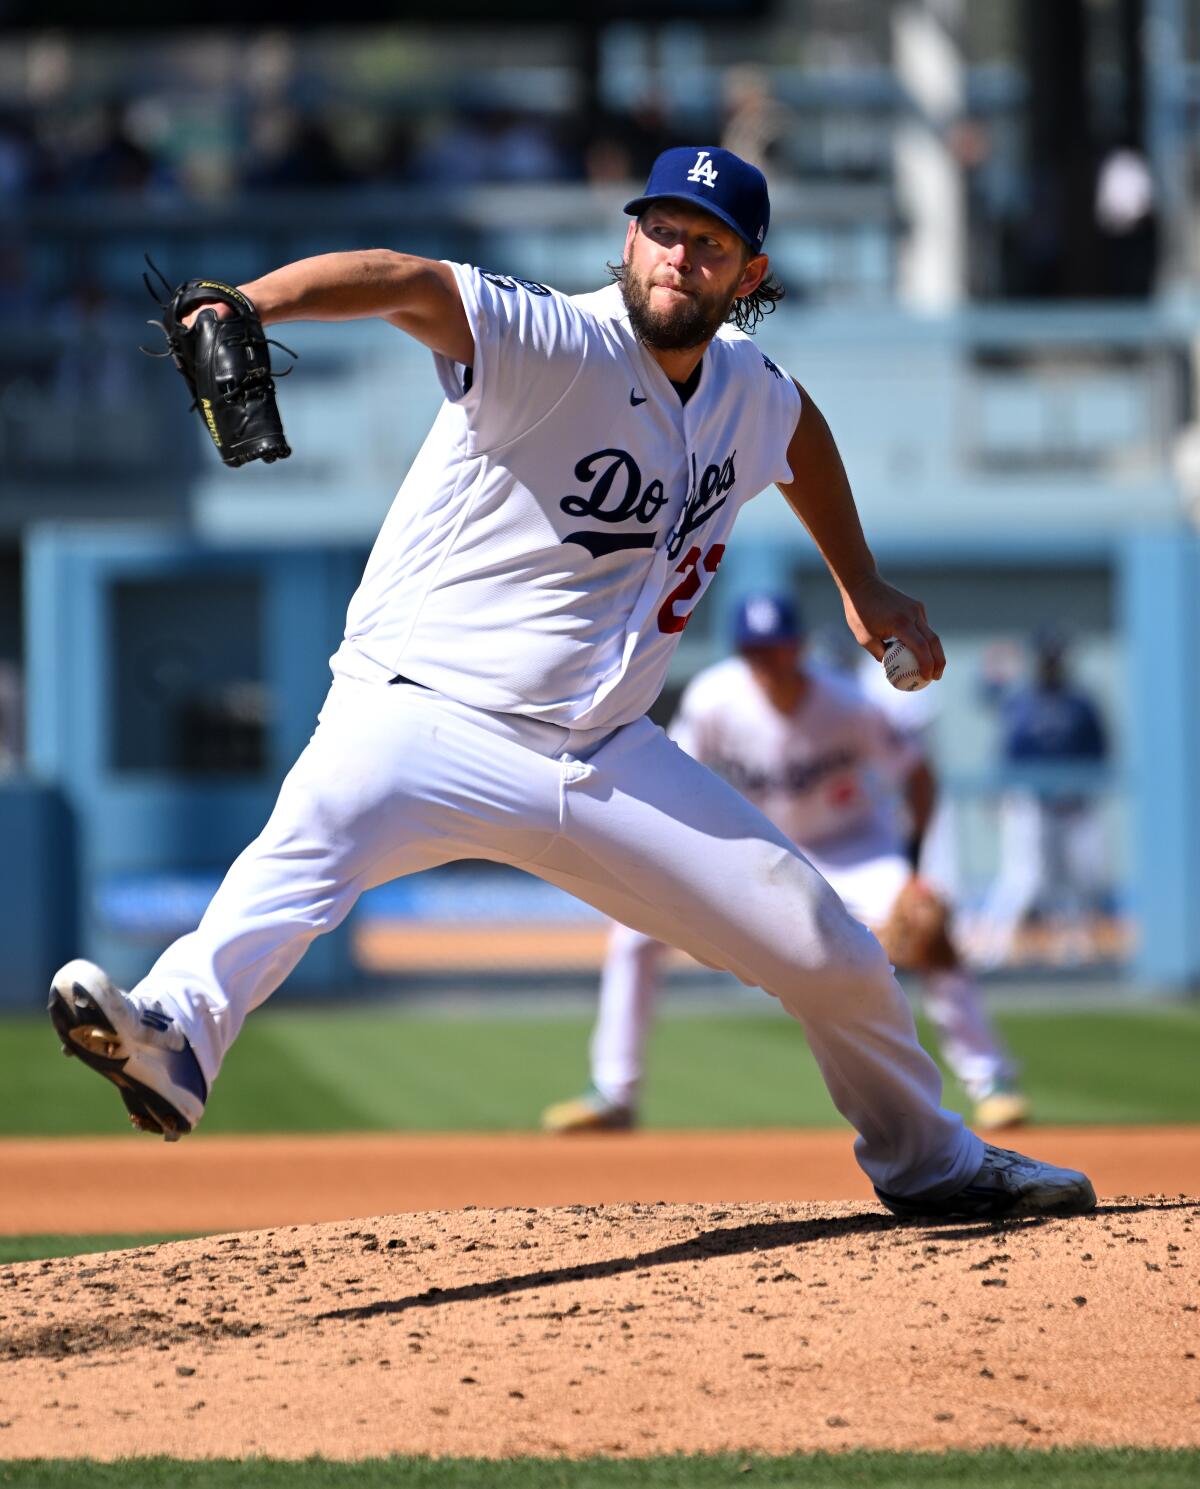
[
  {"xmin": 0, "ymin": 1449, "xmax": 1196, "ymax": 1488},
  {"xmin": 0, "ymin": 1233, "xmax": 190, "ymax": 1264},
  {"xmin": 14, "ymin": 1002, "xmax": 1200, "ymax": 1138}
]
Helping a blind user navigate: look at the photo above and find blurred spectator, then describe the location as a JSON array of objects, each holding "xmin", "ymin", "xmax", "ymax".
[
  {"xmin": 949, "ymin": 115, "xmax": 1022, "ymax": 301},
  {"xmin": 48, "ymin": 274, "xmax": 136, "ymax": 468},
  {"xmin": 63, "ymin": 103, "xmax": 163, "ymax": 196},
  {"xmin": 485, "ymin": 111, "xmax": 571, "ymax": 183},
  {"xmin": 410, "ymin": 109, "xmax": 572, "ymax": 187},
  {"xmin": 975, "ymin": 630, "xmax": 1111, "ymax": 968},
  {"xmin": 583, "ymin": 100, "xmax": 674, "ymax": 186},
  {"xmin": 0, "ymin": 112, "xmax": 42, "ymax": 199},
  {"xmin": 370, "ymin": 115, "xmax": 417, "ymax": 184},
  {"xmin": 582, "ymin": 133, "xmax": 632, "ymax": 185},
  {"xmin": 243, "ymin": 107, "xmax": 356, "ymax": 190},
  {"xmin": 1004, "ymin": 160, "xmax": 1066, "ymax": 299},
  {"xmin": 0, "ymin": 239, "xmax": 36, "ymax": 326},
  {"xmin": 408, "ymin": 111, "xmax": 496, "ymax": 187},
  {"xmin": 720, "ymin": 65, "xmax": 796, "ymax": 173}
]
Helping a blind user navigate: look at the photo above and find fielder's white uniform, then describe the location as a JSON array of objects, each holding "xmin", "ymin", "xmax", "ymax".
[
  {"xmin": 590, "ymin": 658, "xmax": 1016, "ymax": 1109},
  {"xmin": 133, "ymin": 267, "xmax": 983, "ymax": 1197}
]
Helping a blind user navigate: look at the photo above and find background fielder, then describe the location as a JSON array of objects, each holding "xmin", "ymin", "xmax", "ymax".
[
  {"xmin": 49, "ymin": 146, "xmax": 1093, "ymax": 1221},
  {"xmin": 544, "ymin": 592, "xmax": 1028, "ymax": 1137},
  {"xmin": 975, "ymin": 630, "xmax": 1111, "ymax": 969}
]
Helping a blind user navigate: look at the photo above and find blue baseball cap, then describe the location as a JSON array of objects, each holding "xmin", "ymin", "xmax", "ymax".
[
  {"xmin": 624, "ymin": 146, "xmax": 770, "ymax": 252},
  {"xmin": 733, "ymin": 593, "xmax": 803, "ymax": 649}
]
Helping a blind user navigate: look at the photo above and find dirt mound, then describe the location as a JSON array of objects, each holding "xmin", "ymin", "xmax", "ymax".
[{"xmin": 0, "ymin": 1196, "xmax": 1196, "ymax": 1460}]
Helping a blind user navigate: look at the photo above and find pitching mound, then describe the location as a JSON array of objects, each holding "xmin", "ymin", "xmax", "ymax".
[{"xmin": 2, "ymin": 1195, "xmax": 1197, "ymax": 1460}]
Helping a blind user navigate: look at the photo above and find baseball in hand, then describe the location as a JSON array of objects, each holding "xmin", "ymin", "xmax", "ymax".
[{"xmin": 882, "ymin": 637, "xmax": 931, "ymax": 692}]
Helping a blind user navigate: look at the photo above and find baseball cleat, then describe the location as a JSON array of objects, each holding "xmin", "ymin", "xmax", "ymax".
[
  {"xmin": 541, "ymin": 1087, "xmax": 635, "ymax": 1134},
  {"xmin": 875, "ymin": 1142, "xmax": 1096, "ymax": 1222},
  {"xmin": 48, "ymin": 959, "xmax": 207, "ymax": 1141},
  {"xmin": 973, "ymin": 1083, "xmax": 1031, "ymax": 1133}
]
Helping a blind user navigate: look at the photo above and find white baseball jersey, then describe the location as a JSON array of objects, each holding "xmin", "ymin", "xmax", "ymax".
[
  {"xmin": 338, "ymin": 268, "xmax": 802, "ymax": 729},
  {"xmin": 670, "ymin": 657, "xmax": 920, "ymax": 850}
]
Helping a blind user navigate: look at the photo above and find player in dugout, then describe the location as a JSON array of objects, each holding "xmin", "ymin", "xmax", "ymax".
[
  {"xmin": 50, "ymin": 145, "xmax": 1093, "ymax": 1221},
  {"xmin": 544, "ymin": 592, "xmax": 1028, "ymax": 1137}
]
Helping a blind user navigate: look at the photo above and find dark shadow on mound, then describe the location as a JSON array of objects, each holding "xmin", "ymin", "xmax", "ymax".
[
  {"xmin": 316, "ymin": 1211, "xmax": 899, "ymax": 1322},
  {"xmin": 315, "ymin": 1204, "xmax": 1103, "ymax": 1323},
  {"xmin": 317, "ymin": 1197, "xmax": 1200, "ymax": 1323}
]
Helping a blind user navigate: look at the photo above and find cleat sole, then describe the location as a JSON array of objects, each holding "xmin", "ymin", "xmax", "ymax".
[{"xmin": 48, "ymin": 983, "xmax": 192, "ymax": 1140}]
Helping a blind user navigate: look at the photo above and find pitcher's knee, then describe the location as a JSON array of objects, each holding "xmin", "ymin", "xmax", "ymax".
[
  {"xmin": 745, "ymin": 861, "xmax": 891, "ymax": 988},
  {"xmin": 809, "ymin": 883, "xmax": 892, "ymax": 977}
]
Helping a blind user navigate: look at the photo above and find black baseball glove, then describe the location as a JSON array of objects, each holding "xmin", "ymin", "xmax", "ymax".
[{"xmin": 141, "ymin": 256, "xmax": 296, "ymax": 467}]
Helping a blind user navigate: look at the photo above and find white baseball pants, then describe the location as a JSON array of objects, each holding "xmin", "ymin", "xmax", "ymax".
[
  {"xmin": 591, "ymin": 846, "xmax": 1016, "ymax": 1111},
  {"xmin": 137, "ymin": 673, "xmax": 982, "ymax": 1198}
]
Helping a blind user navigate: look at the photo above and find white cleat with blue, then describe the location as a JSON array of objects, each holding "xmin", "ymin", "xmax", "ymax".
[{"xmin": 48, "ymin": 959, "xmax": 207, "ymax": 1141}]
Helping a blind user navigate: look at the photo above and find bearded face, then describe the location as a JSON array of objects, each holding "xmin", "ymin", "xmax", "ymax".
[
  {"xmin": 618, "ymin": 253, "xmax": 743, "ymax": 351},
  {"xmin": 617, "ymin": 206, "xmax": 756, "ymax": 352}
]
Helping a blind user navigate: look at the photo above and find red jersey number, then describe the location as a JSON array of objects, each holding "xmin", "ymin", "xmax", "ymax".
[{"xmin": 657, "ymin": 543, "xmax": 726, "ymax": 635}]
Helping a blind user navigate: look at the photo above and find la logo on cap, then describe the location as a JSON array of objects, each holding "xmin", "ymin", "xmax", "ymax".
[
  {"xmin": 746, "ymin": 598, "xmax": 779, "ymax": 632},
  {"xmin": 623, "ymin": 145, "xmax": 770, "ymax": 252},
  {"xmin": 686, "ymin": 150, "xmax": 719, "ymax": 188}
]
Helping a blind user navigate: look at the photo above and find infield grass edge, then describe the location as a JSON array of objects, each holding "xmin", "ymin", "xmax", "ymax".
[{"xmin": 0, "ymin": 1448, "xmax": 1196, "ymax": 1487}]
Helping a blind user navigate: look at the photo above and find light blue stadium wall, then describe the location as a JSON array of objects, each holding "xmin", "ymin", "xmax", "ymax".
[
  {"xmin": 0, "ymin": 780, "xmax": 75, "ymax": 1005},
  {"xmin": 19, "ymin": 527, "xmax": 362, "ymax": 1000},
  {"xmin": 1119, "ymin": 531, "xmax": 1200, "ymax": 988},
  {"xmin": 13, "ymin": 521, "xmax": 1200, "ymax": 1005}
]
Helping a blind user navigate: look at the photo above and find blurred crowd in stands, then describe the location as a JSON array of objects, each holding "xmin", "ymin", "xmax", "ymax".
[
  {"xmin": 0, "ymin": 73, "xmax": 1162, "ymax": 306},
  {"xmin": 0, "ymin": 41, "xmax": 788, "ymax": 204},
  {"xmin": 0, "ymin": 96, "xmax": 677, "ymax": 201}
]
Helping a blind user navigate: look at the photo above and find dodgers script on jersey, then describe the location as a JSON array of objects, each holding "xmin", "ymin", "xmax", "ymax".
[
  {"xmin": 339, "ymin": 267, "xmax": 801, "ymax": 728},
  {"xmin": 671, "ymin": 658, "xmax": 919, "ymax": 849}
]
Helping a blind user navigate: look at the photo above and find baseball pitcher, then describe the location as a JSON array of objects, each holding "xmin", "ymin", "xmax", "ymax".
[{"xmin": 50, "ymin": 147, "xmax": 1092, "ymax": 1221}]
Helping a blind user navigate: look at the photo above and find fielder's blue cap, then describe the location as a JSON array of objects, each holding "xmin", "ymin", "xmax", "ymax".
[
  {"xmin": 733, "ymin": 593, "xmax": 803, "ymax": 649},
  {"xmin": 624, "ymin": 146, "xmax": 770, "ymax": 252}
]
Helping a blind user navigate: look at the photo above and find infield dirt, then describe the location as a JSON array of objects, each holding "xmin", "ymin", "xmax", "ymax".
[
  {"xmin": 1, "ymin": 1192, "xmax": 1197, "ymax": 1460},
  {"xmin": 4, "ymin": 1126, "xmax": 1198, "ymax": 1234}
]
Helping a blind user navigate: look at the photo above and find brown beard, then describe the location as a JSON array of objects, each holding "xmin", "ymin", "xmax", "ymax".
[{"xmin": 617, "ymin": 260, "xmax": 741, "ymax": 351}]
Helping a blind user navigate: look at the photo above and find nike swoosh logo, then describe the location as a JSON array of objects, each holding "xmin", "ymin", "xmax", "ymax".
[{"xmin": 629, "ymin": 389, "xmax": 647, "ymax": 406}]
